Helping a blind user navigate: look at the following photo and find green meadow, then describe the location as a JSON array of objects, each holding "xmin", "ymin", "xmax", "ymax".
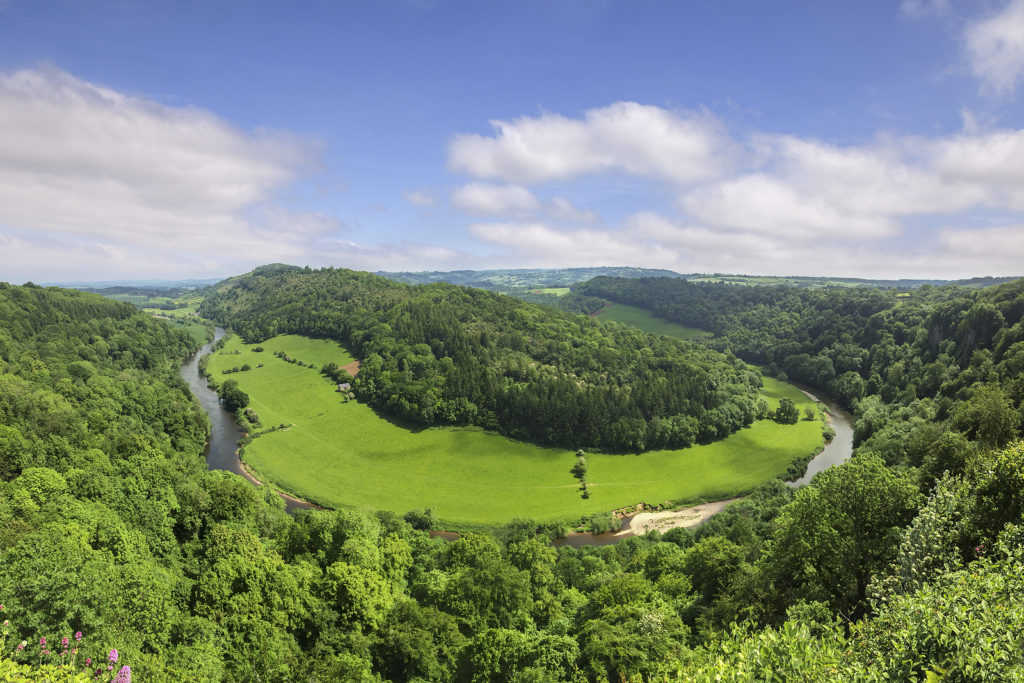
[
  {"xmin": 595, "ymin": 302, "xmax": 712, "ymax": 340},
  {"xmin": 206, "ymin": 333, "xmax": 822, "ymax": 526}
]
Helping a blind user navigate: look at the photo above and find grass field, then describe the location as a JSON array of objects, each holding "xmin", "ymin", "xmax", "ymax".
[
  {"xmin": 595, "ymin": 302, "xmax": 712, "ymax": 340},
  {"xmin": 158, "ymin": 317, "xmax": 211, "ymax": 345},
  {"xmin": 206, "ymin": 334, "xmax": 822, "ymax": 526},
  {"xmin": 532, "ymin": 287, "xmax": 571, "ymax": 296}
]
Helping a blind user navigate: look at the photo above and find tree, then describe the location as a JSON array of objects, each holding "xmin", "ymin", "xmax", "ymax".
[
  {"xmin": 950, "ymin": 384, "xmax": 1020, "ymax": 448},
  {"xmin": 775, "ymin": 398, "xmax": 799, "ymax": 424},
  {"xmin": 757, "ymin": 454, "xmax": 922, "ymax": 620},
  {"xmin": 220, "ymin": 379, "xmax": 250, "ymax": 411}
]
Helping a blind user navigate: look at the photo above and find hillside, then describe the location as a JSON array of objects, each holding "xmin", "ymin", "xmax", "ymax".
[{"xmin": 200, "ymin": 267, "xmax": 765, "ymax": 451}]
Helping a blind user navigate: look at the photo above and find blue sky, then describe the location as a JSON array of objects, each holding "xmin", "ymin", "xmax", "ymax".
[{"xmin": 2, "ymin": 0, "xmax": 1024, "ymax": 282}]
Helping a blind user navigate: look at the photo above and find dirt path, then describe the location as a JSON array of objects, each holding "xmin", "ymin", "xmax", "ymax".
[{"xmin": 239, "ymin": 461, "xmax": 324, "ymax": 510}]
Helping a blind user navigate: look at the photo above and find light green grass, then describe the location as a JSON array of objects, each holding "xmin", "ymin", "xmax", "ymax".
[
  {"xmin": 595, "ymin": 302, "xmax": 711, "ymax": 340},
  {"xmin": 206, "ymin": 334, "xmax": 822, "ymax": 525},
  {"xmin": 158, "ymin": 318, "xmax": 210, "ymax": 344},
  {"xmin": 533, "ymin": 287, "xmax": 571, "ymax": 296}
]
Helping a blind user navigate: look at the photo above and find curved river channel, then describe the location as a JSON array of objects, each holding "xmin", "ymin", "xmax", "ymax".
[
  {"xmin": 180, "ymin": 327, "xmax": 313, "ymax": 514},
  {"xmin": 181, "ymin": 328, "xmax": 855, "ymax": 538}
]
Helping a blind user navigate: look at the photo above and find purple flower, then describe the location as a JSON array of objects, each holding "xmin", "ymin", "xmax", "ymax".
[
  {"xmin": 61, "ymin": 636, "xmax": 69, "ymax": 647},
  {"xmin": 114, "ymin": 665, "xmax": 132, "ymax": 683},
  {"xmin": 75, "ymin": 631, "xmax": 82, "ymax": 641},
  {"xmin": 108, "ymin": 649, "xmax": 118, "ymax": 663}
]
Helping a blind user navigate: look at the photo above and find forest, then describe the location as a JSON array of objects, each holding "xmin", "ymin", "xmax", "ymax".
[
  {"xmin": 199, "ymin": 268, "xmax": 767, "ymax": 452},
  {"xmin": 0, "ymin": 274, "xmax": 1023, "ymax": 680}
]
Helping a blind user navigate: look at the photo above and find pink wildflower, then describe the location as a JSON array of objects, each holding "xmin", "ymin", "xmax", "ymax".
[
  {"xmin": 39, "ymin": 637, "xmax": 45, "ymax": 646},
  {"xmin": 61, "ymin": 636, "xmax": 69, "ymax": 647},
  {"xmin": 75, "ymin": 631, "xmax": 83, "ymax": 641},
  {"xmin": 85, "ymin": 658, "xmax": 91, "ymax": 665},
  {"xmin": 108, "ymin": 648, "xmax": 118, "ymax": 663}
]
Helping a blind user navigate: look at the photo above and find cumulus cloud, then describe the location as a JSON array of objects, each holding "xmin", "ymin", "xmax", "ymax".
[
  {"xmin": 451, "ymin": 182, "xmax": 541, "ymax": 215},
  {"xmin": 466, "ymin": 212, "xmax": 1022, "ymax": 280},
  {"xmin": 450, "ymin": 182, "xmax": 598, "ymax": 222},
  {"xmin": 547, "ymin": 196, "xmax": 597, "ymax": 223},
  {"xmin": 0, "ymin": 66, "xmax": 375, "ymax": 279},
  {"xmin": 965, "ymin": 0, "xmax": 1024, "ymax": 94},
  {"xmin": 448, "ymin": 99, "xmax": 1024, "ymax": 278},
  {"xmin": 0, "ymin": 67, "xmax": 317, "ymax": 249},
  {"xmin": 449, "ymin": 102, "xmax": 734, "ymax": 185},
  {"xmin": 681, "ymin": 135, "xmax": 989, "ymax": 239}
]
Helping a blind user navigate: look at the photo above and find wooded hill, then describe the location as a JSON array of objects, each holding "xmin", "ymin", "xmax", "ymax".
[{"xmin": 200, "ymin": 267, "xmax": 765, "ymax": 451}]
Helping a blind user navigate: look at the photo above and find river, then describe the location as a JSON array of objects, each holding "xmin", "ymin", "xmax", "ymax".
[
  {"xmin": 553, "ymin": 386, "xmax": 856, "ymax": 547},
  {"xmin": 180, "ymin": 329, "xmax": 853, "ymax": 533},
  {"xmin": 179, "ymin": 327, "xmax": 312, "ymax": 514}
]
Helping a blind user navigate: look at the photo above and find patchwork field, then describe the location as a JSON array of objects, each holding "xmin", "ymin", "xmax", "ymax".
[
  {"xmin": 206, "ymin": 333, "xmax": 823, "ymax": 526},
  {"xmin": 594, "ymin": 302, "xmax": 712, "ymax": 340}
]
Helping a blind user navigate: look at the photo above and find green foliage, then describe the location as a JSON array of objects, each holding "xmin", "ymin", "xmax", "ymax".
[
  {"xmin": 5, "ymin": 275, "xmax": 1024, "ymax": 682},
  {"xmin": 200, "ymin": 267, "xmax": 764, "ymax": 452},
  {"xmin": 774, "ymin": 397, "xmax": 799, "ymax": 424},
  {"xmin": 218, "ymin": 378, "xmax": 249, "ymax": 411},
  {"xmin": 756, "ymin": 454, "xmax": 923, "ymax": 620}
]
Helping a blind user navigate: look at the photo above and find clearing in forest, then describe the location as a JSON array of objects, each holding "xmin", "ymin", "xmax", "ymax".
[{"xmin": 593, "ymin": 302, "xmax": 712, "ymax": 340}]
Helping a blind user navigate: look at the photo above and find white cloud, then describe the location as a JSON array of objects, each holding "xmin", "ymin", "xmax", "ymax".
[
  {"xmin": 930, "ymin": 128, "xmax": 1024, "ymax": 207},
  {"xmin": 965, "ymin": 0, "xmax": 1024, "ymax": 94},
  {"xmin": 547, "ymin": 196, "xmax": 597, "ymax": 223},
  {"xmin": 682, "ymin": 173, "xmax": 899, "ymax": 239},
  {"xmin": 449, "ymin": 102, "xmax": 734, "ymax": 185},
  {"xmin": 465, "ymin": 212, "xmax": 1023, "ymax": 280},
  {"xmin": 450, "ymin": 182, "xmax": 598, "ymax": 223},
  {"xmin": 451, "ymin": 182, "xmax": 541, "ymax": 214},
  {"xmin": 447, "ymin": 97, "xmax": 1024, "ymax": 278},
  {"xmin": 403, "ymin": 189, "xmax": 436, "ymax": 206},
  {"xmin": 0, "ymin": 67, "xmax": 326, "ymax": 259}
]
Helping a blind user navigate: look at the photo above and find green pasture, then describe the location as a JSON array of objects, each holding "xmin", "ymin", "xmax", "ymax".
[
  {"xmin": 533, "ymin": 287, "xmax": 571, "ymax": 296},
  {"xmin": 157, "ymin": 317, "xmax": 211, "ymax": 345},
  {"xmin": 206, "ymin": 333, "xmax": 823, "ymax": 526},
  {"xmin": 595, "ymin": 302, "xmax": 712, "ymax": 340}
]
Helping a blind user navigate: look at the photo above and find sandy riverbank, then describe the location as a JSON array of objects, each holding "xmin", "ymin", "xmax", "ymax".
[{"xmin": 614, "ymin": 497, "xmax": 743, "ymax": 537}]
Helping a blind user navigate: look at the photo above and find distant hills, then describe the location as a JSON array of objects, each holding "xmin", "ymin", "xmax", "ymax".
[
  {"xmin": 378, "ymin": 268, "xmax": 1022, "ymax": 291},
  {"xmin": 49, "ymin": 264, "xmax": 1022, "ymax": 295},
  {"xmin": 378, "ymin": 266, "xmax": 684, "ymax": 289}
]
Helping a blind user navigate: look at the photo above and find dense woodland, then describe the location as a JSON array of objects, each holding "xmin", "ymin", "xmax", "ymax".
[
  {"xmin": 1, "ymin": 276, "xmax": 1024, "ymax": 680},
  {"xmin": 200, "ymin": 268, "xmax": 766, "ymax": 452}
]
